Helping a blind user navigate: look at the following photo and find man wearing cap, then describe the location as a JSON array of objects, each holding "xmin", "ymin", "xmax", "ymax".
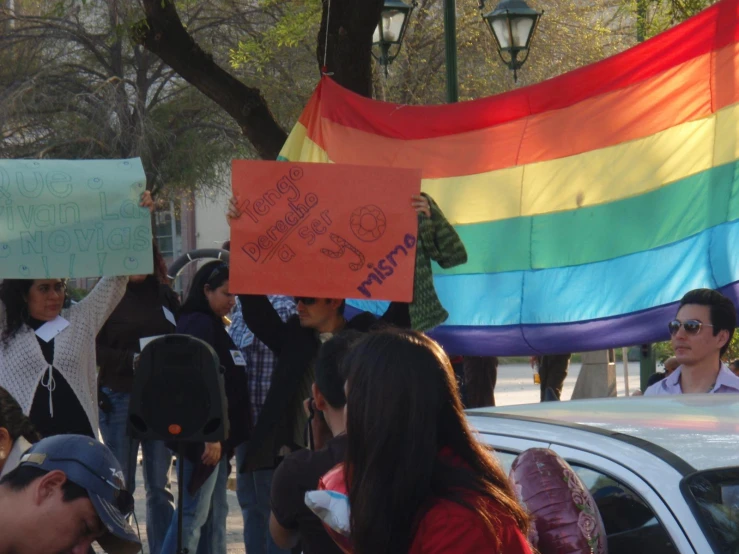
[{"xmin": 0, "ymin": 434, "xmax": 140, "ymax": 554}]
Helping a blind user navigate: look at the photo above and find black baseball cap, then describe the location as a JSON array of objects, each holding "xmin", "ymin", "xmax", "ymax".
[{"xmin": 18, "ymin": 435, "xmax": 140, "ymax": 554}]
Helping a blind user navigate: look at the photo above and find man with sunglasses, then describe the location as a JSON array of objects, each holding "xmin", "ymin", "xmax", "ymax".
[
  {"xmin": 0, "ymin": 434, "xmax": 140, "ymax": 554},
  {"xmin": 236, "ymin": 293, "xmax": 391, "ymax": 475},
  {"xmin": 227, "ymin": 196, "xmax": 424, "ymax": 475},
  {"xmin": 645, "ymin": 288, "xmax": 739, "ymax": 395}
]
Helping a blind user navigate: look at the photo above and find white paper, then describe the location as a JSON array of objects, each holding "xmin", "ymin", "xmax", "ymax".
[
  {"xmin": 139, "ymin": 335, "xmax": 165, "ymax": 351},
  {"xmin": 34, "ymin": 316, "xmax": 70, "ymax": 343},
  {"xmin": 162, "ymin": 306, "xmax": 176, "ymax": 327}
]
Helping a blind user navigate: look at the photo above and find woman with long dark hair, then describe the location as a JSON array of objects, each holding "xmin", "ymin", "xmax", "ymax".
[
  {"xmin": 342, "ymin": 330, "xmax": 531, "ymax": 554},
  {"xmin": 96, "ymin": 240, "xmax": 178, "ymax": 554},
  {"xmin": 0, "ymin": 387, "xmax": 40, "ymax": 479},
  {"xmin": 160, "ymin": 260, "xmax": 251, "ymax": 554}
]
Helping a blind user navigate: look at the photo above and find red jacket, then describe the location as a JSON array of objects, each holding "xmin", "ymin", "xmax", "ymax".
[
  {"xmin": 319, "ymin": 460, "xmax": 532, "ymax": 554},
  {"xmin": 409, "ymin": 496, "xmax": 532, "ymax": 554}
]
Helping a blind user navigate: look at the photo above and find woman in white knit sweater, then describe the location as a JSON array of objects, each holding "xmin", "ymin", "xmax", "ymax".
[{"xmin": 0, "ymin": 191, "xmax": 153, "ymax": 438}]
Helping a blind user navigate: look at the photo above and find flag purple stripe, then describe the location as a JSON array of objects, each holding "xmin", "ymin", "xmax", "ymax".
[{"xmin": 346, "ymin": 280, "xmax": 739, "ymax": 355}]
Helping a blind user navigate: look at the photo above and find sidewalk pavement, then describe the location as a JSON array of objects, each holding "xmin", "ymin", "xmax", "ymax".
[{"xmin": 130, "ymin": 462, "xmax": 246, "ymax": 554}]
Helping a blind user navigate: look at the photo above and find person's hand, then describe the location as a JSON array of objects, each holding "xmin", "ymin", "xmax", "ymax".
[
  {"xmin": 632, "ymin": 390, "xmax": 644, "ymax": 396},
  {"xmin": 412, "ymin": 194, "xmax": 431, "ymax": 218},
  {"xmin": 303, "ymin": 397, "xmax": 316, "ymax": 418},
  {"xmin": 139, "ymin": 190, "xmax": 155, "ymax": 213},
  {"xmin": 226, "ymin": 196, "xmax": 241, "ymax": 226},
  {"xmin": 201, "ymin": 442, "xmax": 222, "ymax": 466}
]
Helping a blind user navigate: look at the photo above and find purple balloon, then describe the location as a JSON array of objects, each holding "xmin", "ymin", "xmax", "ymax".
[{"xmin": 509, "ymin": 449, "xmax": 608, "ymax": 554}]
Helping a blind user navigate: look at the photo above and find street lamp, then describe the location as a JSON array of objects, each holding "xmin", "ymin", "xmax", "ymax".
[
  {"xmin": 372, "ymin": 0, "xmax": 417, "ymax": 76},
  {"xmin": 479, "ymin": 0, "xmax": 542, "ymax": 81}
]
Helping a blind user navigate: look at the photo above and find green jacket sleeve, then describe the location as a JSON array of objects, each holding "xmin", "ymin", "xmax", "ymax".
[{"xmin": 419, "ymin": 193, "xmax": 468, "ymax": 269}]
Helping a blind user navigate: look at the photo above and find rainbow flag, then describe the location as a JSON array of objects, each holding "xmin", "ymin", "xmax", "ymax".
[{"xmin": 278, "ymin": 0, "xmax": 739, "ymax": 355}]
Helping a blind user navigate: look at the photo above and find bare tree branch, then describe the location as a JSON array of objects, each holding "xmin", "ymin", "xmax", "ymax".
[{"xmin": 134, "ymin": 0, "xmax": 287, "ymax": 160}]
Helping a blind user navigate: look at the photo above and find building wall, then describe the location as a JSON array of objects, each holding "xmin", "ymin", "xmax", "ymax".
[{"xmin": 194, "ymin": 186, "xmax": 231, "ymax": 250}]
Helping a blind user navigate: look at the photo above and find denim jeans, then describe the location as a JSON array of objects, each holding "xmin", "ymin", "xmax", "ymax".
[
  {"xmin": 99, "ymin": 388, "xmax": 174, "ymax": 554},
  {"xmin": 235, "ymin": 444, "xmax": 289, "ymax": 554},
  {"xmin": 160, "ymin": 456, "xmax": 229, "ymax": 554}
]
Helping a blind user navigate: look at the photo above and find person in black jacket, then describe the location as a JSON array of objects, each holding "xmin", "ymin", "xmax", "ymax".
[
  {"xmin": 160, "ymin": 261, "xmax": 251, "ymax": 554},
  {"xmin": 226, "ymin": 197, "xmax": 427, "ymax": 474},
  {"xmin": 236, "ymin": 295, "xmax": 384, "ymax": 473},
  {"xmin": 97, "ymin": 241, "xmax": 178, "ymax": 554}
]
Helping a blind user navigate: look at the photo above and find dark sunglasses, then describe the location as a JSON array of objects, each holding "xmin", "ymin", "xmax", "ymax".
[
  {"xmin": 668, "ymin": 319, "xmax": 714, "ymax": 336},
  {"xmin": 294, "ymin": 297, "xmax": 317, "ymax": 306}
]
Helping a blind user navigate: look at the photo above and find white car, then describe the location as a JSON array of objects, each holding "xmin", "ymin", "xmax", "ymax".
[{"xmin": 467, "ymin": 395, "xmax": 738, "ymax": 554}]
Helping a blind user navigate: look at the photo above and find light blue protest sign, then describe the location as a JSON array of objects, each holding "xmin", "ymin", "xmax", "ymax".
[{"xmin": 0, "ymin": 158, "xmax": 153, "ymax": 278}]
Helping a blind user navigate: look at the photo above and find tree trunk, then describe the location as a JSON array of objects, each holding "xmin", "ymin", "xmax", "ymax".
[
  {"xmin": 317, "ymin": 0, "xmax": 384, "ymax": 97},
  {"xmin": 136, "ymin": 0, "xmax": 382, "ymax": 161},
  {"xmin": 135, "ymin": 0, "xmax": 287, "ymax": 160}
]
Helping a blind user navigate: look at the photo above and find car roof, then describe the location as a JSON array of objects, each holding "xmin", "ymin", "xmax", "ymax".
[{"xmin": 467, "ymin": 395, "xmax": 739, "ymax": 471}]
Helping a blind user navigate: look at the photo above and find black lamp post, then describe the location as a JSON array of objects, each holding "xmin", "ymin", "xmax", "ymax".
[
  {"xmin": 479, "ymin": 0, "xmax": 542, "ymax": 82},
  {"xmin": 372, "ymin": 0, "xmax": 417, "ymax": 76}
]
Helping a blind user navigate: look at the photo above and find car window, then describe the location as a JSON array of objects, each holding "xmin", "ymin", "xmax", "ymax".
[
  {"xmin": 682, "ymin": 468, "xmax": 739, "ymax": 554},
  {"xmin": 490, "ymin": 449, "xmax": 680, "ymax": 554},
  {"xmin": 493, "ymin": 449, "xmax": 517, "ymax": 474},
  {"xmin": 569, "ymin": 464, "xmax": 679, "ymax": 554}
]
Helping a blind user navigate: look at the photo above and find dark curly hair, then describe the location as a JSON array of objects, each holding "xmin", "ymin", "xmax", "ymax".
[
  {"xmin": 0, "ymin": 279, "xmax": 68, "ymax": 344},
  {"xmin": 0, "ymin": 387, "xmax": 41, "ymax": 443}
]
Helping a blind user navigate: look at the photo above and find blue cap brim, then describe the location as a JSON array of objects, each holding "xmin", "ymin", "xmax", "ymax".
[{"xmin": 90, "ymin": 493, "xmax": 141, "ymax": 554}]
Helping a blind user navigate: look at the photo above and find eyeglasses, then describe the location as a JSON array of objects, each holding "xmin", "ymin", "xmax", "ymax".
[
  {"xmin": 294, "ymin": 297, "xmax": 317, "ymax": 306},
  {"xmin": 668, "ymin": 319, "xmax": 714, "ymax": 336}
]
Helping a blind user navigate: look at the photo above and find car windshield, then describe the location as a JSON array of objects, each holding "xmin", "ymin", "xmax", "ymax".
[{"xmin": 682, "ymin": 468, "xmax": 739, "ymax": 554}]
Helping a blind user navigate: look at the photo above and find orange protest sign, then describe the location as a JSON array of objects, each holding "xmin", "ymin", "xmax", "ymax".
[{"xmin": 230, "ymin": 161, "xmax": 421, "ymax": 301}]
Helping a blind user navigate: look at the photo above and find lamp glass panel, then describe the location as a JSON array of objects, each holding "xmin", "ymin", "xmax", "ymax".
[
  {"xmin": 511, "ymin": 16, "xmax": 535, "ymax": 48},
  {"xmin": 491, "ymin": 18, "xmax": 511, "ymax": 48},
  {"xmin": 373, "ymin": 24, "xmax": 381, "ymax": 43},
  {"xmin": 380, "ymin": 10, "xmax": 406, "ymax": 43}
]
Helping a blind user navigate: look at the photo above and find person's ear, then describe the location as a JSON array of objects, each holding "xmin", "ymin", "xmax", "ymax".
[
  {"xmin": 313, "ymin": 386, "xmax": 328, "ymax": 412},
  {"xmin": 328, "ymin": 299, "xmax": 343, "ymax": 312},
  {"xmin": 717, "ymin": 329, "xmax": 730, "ymax": 350},
  {"xmin": 0, "ymin": 428, "xmax": 11, "ymax": 460},
  {"xmin": 34, "ymin": 470, "xmax": 67, "ymax": 506}
]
